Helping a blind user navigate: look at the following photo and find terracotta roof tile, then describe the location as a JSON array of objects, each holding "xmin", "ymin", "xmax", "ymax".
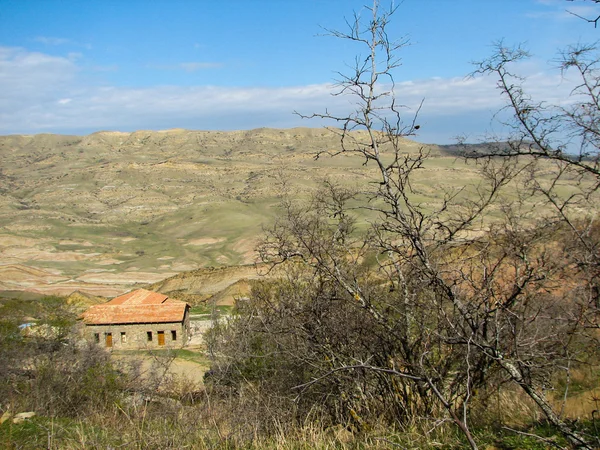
[
  {"xmin": 82, "ymin": 289, "xmax": 188, "ymax": 325},
  {"xmin": 105, "ymin": 288, "xmax": 168, "ymax": 306}
]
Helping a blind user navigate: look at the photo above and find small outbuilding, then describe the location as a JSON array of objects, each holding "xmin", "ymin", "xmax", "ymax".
[{"xmin": 82, "ymin": 289, "xmax": 190, "ymax": 349}]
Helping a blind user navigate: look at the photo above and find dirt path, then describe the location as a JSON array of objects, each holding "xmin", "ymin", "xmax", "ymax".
[{"xmin": 167, "ymin": 357, "xmax": 208, "ymax": 383}]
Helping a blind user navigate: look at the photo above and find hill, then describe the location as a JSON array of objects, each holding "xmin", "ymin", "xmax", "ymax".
[{"xmin": 0, "ymin": 127, "xmax": 476, "ymax": 297}]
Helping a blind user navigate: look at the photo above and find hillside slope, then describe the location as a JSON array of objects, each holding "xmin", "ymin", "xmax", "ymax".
[{"xmin": 0, "ymin": 127, "xmax": 469, "ymax": 296}]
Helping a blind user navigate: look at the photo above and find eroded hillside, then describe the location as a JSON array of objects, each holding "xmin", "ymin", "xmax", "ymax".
[{"xmin": 0, "ymin": 128, "xmax": 468, "ymax": 296}]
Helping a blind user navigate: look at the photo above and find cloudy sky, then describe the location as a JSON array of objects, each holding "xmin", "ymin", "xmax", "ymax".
[{"xmin": 0, "ymin": 0, "xmax": 598, "ymax": 143}]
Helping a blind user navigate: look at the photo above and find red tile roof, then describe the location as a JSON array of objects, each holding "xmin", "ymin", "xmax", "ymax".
[
  {"xmin": 82, "ymin": 289, "xmax": 188, "ymax": 325},
  {"xmin": 105, "ymin": 289, "xmax": 169, "ymax": 306}
]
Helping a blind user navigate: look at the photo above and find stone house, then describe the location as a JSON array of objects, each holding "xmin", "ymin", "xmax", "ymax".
[{"xmin": 82, "ymin": 289, "xmax": 190, "ymax": 349}]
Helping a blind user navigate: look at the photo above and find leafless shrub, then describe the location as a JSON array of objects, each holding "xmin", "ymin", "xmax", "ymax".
[{"xmin": 208, "ymin": 2, "xmax": 600, "ymax": 449}]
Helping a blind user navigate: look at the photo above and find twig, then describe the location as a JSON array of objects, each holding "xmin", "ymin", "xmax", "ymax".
[{"xmin": 501, "ymin": 426, "xmax": 567, "ymax": 450}]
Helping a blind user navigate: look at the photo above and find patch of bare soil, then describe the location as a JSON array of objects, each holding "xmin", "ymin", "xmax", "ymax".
[
  {"xmin": 112, "ymin": 352, "xmax": 208, "ymax": 385},
  {"xmin": 169, "ymin": 262, "xmax": 199, "ymax": 272},
  {"xmin": 184, "ymin": 238, "xmax": 225, "ymax": 246},
  {"xmin": 168, "ymin": 358, "xmax": 207, "ymax": 384},
  {"xmin": 0, "ymin": 264, "xmax": 152, "ymax": 297},
  {"xmin": 210, "ymin": 279, "xmax": 251, "ymax": 306},
  {"xmin": 151, "ymin": 264, "xmax": 263, "ymax": 299},
  {"xmin": 95, "ymin": 259, "xmax": 125, "ymax": 265},
  {"xmin": 10, "ymin": 248, "xmax": 101, "ymax": 261},
  {"xmin": 76, "ymin": 271, "xmax": 177, "ymax": 284},
  {"xmin": 0, "ymin": 264, "xmax": 68, "ymax": 287},
  {"xmin": 26, "ymin": 283, "xmax": 128, "ymax": 298},
  {"xmin": 59, "ymin": 239, "xmax": 94, "ymax": 246},
  {"xmin": 232, "ymin": 238, "xmax": 259, "ymax": 263},
  {"xmin": 0, "ymin": 235, "xmax": 43, "ymax": 247}
]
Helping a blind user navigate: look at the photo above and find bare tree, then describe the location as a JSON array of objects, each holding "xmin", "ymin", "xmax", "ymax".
[
  {"xmin": 471, "ymin": 42, "xmax": 600, "ymax": 333},
  {"xmin": 461, "ymin": 39, "xmax": 600, "ymax": 449},
  {"xmin": 209, "ymin": 2, "xmax": 600, "ymax": 448},
  {"xmin": 567, "ymin": 0, "xmax": 600, "ymax": 27},
  {"xmin": 296, "ymin": 2, "xmax": 598, "ymax": 447}
]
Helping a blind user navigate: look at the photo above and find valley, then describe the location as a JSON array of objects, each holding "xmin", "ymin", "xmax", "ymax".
[{"xmin": 0, "ymin": 127, "xmax": 486, "ymax": 299}]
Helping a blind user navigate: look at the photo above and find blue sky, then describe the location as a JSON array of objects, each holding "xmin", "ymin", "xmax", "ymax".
[{"xmin": 0, "ymin": 0, "xmax": 598, "ymax": 143}]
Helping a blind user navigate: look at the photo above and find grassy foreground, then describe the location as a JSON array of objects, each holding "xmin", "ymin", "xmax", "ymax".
[
  {"xmin": 1, "ymin": 294, "xmax": 599, "ymax": 449},
  {"xmin": 3, "ymin": 397, "xmax": 599, "ymax": 449}
]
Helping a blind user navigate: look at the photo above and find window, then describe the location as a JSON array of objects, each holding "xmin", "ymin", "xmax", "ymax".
[
  {"xmin": 171, "ymin": 330, "xmax": 177, "ymax": 341},
  {"xmin": 121, "ymin": 332, "xmax": 126, "ymax": 343},
  {"xmin": 147, "ymin": 331, "xmax": 153, "ymax": 342},
  {"xmin": 94, "ymin": 333, "xmax": 100, "ymax": 343}
]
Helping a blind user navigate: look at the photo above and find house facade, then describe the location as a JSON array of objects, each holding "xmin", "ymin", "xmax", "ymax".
[{"xmin": 82, "ymin": 289, "xmax": 191, "ymax": 350}]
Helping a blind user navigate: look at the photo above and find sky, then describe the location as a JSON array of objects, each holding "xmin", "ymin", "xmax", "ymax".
[{"xmin": 0, "ymin": 0, "xmax": 599, "ymax": 144}]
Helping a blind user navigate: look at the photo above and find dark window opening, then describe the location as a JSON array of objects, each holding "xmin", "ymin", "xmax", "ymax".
[
  {"xmin": 121, "ymin": 331, "xmax": 126, "ymax": 343},
  {"xmin": 94, "ymin": 333, "xmax": 100, "ymax": 343},
  {"xmin": 171, "ymin": 330, "xmax": 177, "ymax": 341},
  {"xmin": 147, "ymin": 331, "xmax": 153, "ymax": 342}
]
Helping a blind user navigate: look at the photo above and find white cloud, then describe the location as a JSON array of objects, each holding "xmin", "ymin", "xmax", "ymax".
[
  {"xmin": 528, "ymin": 0, "xmax": 599, "ymax": 21},
  {"xmin": 33, "ymin": 36, "xmax": 70, "ymax": 46},
  {"xmin": 0, "ymin": 46, "xmax": 78, "ymax": 103},
  {"xmin": 67, "ymin": 52, "xmax": 83, "ymax": 61},
  {"xmin": 32, "ymin": 36, "xmax": 92, "ymax": 51},
  {"xmin": 0, "ymin": 47, "xmax": 581, "ymax": 144}
]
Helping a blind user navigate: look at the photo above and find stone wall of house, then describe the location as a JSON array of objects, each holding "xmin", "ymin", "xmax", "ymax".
[{"xmin": 85, "ymin": 320, "xmax": 189, "ymax": 350}]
